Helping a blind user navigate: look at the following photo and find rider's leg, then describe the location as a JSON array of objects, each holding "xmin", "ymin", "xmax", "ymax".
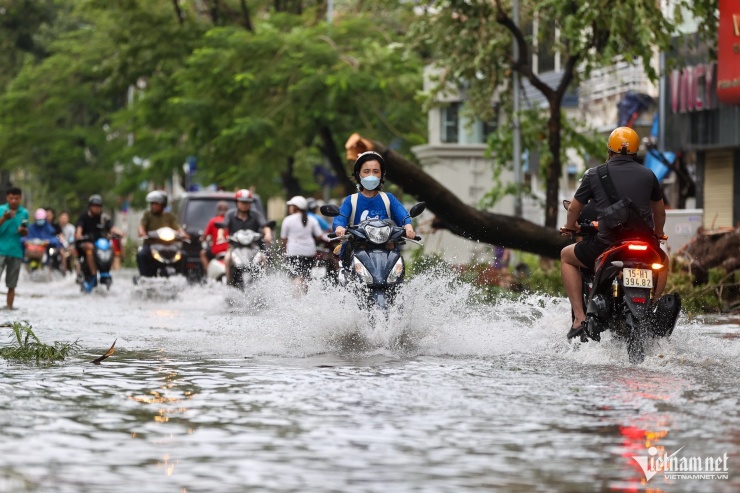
[
  {"xmin": 200, "ymin": 249, "xmax": 209, "ymax": 272},
  {"xmin": 83, "ymin": 243, "xmax": 97, "ymax": 278},
  {"xmin": 224, "ymin": 250, "xmax": 232, "ymax": 284},
  {"xmin": 561, "ymin": 244, "xmax": 588, "ymax": 329}
]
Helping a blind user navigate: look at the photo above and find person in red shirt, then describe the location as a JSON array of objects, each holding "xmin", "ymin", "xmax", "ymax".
[{"xmin": 200, "ymin": 201, "xmax": 230, "ymax": 271}]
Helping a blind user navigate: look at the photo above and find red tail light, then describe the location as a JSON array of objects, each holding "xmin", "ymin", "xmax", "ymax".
[
  {"xmin": 627, "ymin": 243, "xmax": 648, "ymax": 251},
  {"xmin": 631, "ymin": 297, "xmax": 647, "ymax": 304}
]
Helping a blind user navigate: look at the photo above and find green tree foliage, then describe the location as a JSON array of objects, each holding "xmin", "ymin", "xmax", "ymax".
[
  {"xmin": 412, "ymin": 0, "xmax": 717, "ymax": 227},
  {"xmin": 0, "ymin": 0, "xmax": 425, "ymax": 211}
]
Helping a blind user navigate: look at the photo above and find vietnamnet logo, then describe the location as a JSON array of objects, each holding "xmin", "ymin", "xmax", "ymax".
[{"xmin": 632, "ymin": 446, "xmax": 730, "ymax": 481}]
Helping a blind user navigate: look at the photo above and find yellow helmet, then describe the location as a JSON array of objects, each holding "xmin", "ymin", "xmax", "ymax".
[{"xmin": 607, "ymin": 127, "xmax": 639, "ymax": 155}]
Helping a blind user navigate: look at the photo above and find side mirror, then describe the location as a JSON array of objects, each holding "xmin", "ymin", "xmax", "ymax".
[
  {"xmin": 562, "ymin": 200, "xmax": 571, "ymax": 211},
  {"xmin": 408, "ymin": 202, "xmax": 426, "ymax": 218},
  {"xmin": 265, "ymin": 220, "xmax": 277, "ymax": 229},
  {"xmin": 214, "ymin": 222, "xmax": 225, "ymax": 229},
  {"xmin": 320, "ymin": 204, "xmax": 341, "ymax": 217}
]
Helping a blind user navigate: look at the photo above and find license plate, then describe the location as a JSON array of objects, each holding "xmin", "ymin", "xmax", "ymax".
[{"xmin": 622, "ymin": 268, "xmax": 653, "ymax": 288}]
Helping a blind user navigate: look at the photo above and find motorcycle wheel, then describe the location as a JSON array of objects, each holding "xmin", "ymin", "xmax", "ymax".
[
  {"xmin": 625, "ymin": 313, "xmax": 646, "ymax": 365},
  {"xmin": 231, "ymin": 270, "xmax": 244, "ymax": 290}
]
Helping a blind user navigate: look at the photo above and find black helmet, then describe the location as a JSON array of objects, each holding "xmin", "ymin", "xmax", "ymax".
[
  {"xmin": 352, "ymin": 151, "xmax": 386, "ymax": 182},
  {"xmin": 88, "ymin": 194, "xmax": 103, "ymax": 206},
  {"xmin": 146, "ymin": 190, "xmax": 168, "ymax": 207}
]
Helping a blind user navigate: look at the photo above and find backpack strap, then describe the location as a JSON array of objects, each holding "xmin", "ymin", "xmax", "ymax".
[
  {"xmin": 349, "ymin": 193, "xmax": 359, "ymax": 225},
  {"xmin": 349, "ymin": 192, "xmax": 392, "ymax": 226},
  {"xmin": 378, "ymin": 192, "xmax": 391, "ymax": 219},
  {"xmin": 596, "ymin": 163, "xmax": 620, "ymax": 205}
]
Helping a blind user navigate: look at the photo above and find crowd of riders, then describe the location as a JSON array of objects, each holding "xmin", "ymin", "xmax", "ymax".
[{"xmin": 0, "ymin": 127, "xmax": 673, "ymax": 322}]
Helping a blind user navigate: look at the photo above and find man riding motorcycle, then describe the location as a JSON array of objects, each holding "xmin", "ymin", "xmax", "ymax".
[
  {"xmin": 561, "ymin": 127, "xmax": 668, "ymax": 340},
  {"xmin": 220, "ymin": 189, "xmax": 273, "ymax": 284},
  {"xmin": 75, "ymin": 194, "xmax": 124, "ymax": 292},
  {"xmin": 137, "ymin": 190, "xmax": 189, "ymax": 277}
]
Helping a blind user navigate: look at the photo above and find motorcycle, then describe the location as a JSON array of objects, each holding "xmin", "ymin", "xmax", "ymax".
[
  {"xmin": 311, "ymin": 237, "xmax": 340, "ymax": 283},
  {"xmin": 24, "ymin": 239, "xmax": 52, "ymax": 280},
  {"xmin": 320, "ymin": 202, "xmax": 425, "ymax": 309},
  {"xmin": 202, "ymin": 235, "xmax": 227, "ymax": 283},
  {"xmin": 77, "ymin": 235, "xmax": 117, "ymax": 292},
  {"xmin": 562, "ymin": 219, "xmax": 681, "ymax": 364},
  {"xmin": 133, "ymin": 227, "xmax": 187, "ymax": 284},
  {"xmin": 226, "ymin": 229, "xmax": 267, "ymax": 290}
]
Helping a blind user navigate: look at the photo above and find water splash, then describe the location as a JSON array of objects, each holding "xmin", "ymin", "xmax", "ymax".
[{"xmin": 11, "ymin": 268, "xmax": 739, "ymax": 371}]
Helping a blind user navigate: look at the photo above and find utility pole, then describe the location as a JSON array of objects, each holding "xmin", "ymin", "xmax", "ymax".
[
  {"xmin": 512, "ymin": 0, "xmax": 523, "ymax": 218},
  {"xmin": 658, "ymin": 51, "xmax": 666, "ymax": 152}
]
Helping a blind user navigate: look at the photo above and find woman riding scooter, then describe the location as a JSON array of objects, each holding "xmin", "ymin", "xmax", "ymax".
[{"xmin": 24, "ymin": 208, "xmax": 62, "ymax": 272}]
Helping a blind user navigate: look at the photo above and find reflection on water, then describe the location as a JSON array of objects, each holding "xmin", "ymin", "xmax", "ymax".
[{"xmin": 0, "ymin": 271, "xmax": 737, "ymax": 492}]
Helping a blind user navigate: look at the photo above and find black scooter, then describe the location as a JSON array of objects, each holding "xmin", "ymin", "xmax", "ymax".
[
  {"xmin": 133, "ymin": 227, "xmax": 188, "ymax": 284},
  {"xmin": 562, "ymin": 218, "xmax": 681, "ymax": 364},
  {"xmin": 321, "ymin": 202, "xmax": 425, "ymax": 309}
]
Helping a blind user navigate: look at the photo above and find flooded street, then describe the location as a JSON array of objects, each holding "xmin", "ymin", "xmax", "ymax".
[{"xmin": 1, "ymin": 270, "xmax": 738, "ymax": 493}]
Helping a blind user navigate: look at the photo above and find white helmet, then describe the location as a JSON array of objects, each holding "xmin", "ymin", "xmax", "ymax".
[{"xmin": 146, "ymin": 190, "xmax": 168, "ymax": 206}]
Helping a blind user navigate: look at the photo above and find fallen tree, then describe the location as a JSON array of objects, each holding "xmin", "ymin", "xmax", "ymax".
[
  {"xmin": 344, "ymin": 133, "xmax": 571, "ymax": 259},
  {"xmin": 674, "ymin": 226, "xmax": 740, "ymax": 283}
]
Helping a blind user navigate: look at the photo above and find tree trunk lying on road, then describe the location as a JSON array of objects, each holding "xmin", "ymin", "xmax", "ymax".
[{"xmin": 344, "ymin": 133, "xmax": 571, "ymax": 260}]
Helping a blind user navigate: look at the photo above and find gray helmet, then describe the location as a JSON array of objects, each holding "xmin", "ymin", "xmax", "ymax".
[
  {"xmin": 306, "ymin": 198, "xmax": 318, "ymax": 211},
  {"xmin": 88, "ymin": 194, "xmax": 103, "ymax": 206},
  {"xmin": 146, "ymin": 190, "xmax": 168, "ymax": 207}
]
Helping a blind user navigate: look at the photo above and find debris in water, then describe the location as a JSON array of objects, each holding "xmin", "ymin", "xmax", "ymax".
[{"xmin": 91, "ymin": 339, "xmax": 117, "ymax": 365}]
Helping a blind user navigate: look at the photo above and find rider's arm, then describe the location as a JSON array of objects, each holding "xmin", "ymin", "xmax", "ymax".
[
  {"xmin": 262, "ymin": 225, "xmax": 273, "ymax": 244},
  {"xmin": 389, "ymin": 194, "xmax": 416, "ymax": 239},
  {"xmin": 564, "ymin": 198, "xmax": 585, "ymax": 231},
  {"xmin": 651, "ymin": 199, "xmax": 666, "ymax": 237},
  {"xmin": 333, "ymin": 196, "xmax": 352, "ymax": 236},
  {"xmin": 138, "ymin": 213, "xmax": 148, "ymax": 237},
  {"xmin": 311, "ymin": 217, "xmax": 324, "ymax": 240}
]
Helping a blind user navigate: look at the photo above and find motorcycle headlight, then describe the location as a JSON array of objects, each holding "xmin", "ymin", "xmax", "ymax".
[
  {"xmin": 157, "ymin": 228, "xmax": 176, "ymax": 242},
  {"xmin": 365, "ymin": 225, "xmax": 391, "ymax": 244},
  {"xmin": 353, "ymin": 258, "xmax": 374, "ymax": 284},
  {"xmin": 173, "ymin": 252, "xmax": 182, "ymax": 262},
  {"xmin": 152, "ymin": 250, "xmax": 164, "ymax": 263},
  {"xmin": 386, "ymin": 257, "xmax": 404, "ymax": 283}
]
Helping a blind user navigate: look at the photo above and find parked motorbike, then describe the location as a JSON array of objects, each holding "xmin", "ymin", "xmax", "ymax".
[
  {"xmin": 562, "ymin": 221, "xmax": 681, "ymax": 364},
  {"xmin": 320, "ymin": 202, "xmax": 425, "ymax": 309},
  {"xmin": 133, "ymin": 227, "xmax": 187, "ymax": 284},
  {"xmin": 76, "ymin": 235, "xmax": 117, "ymax": 292},
  {"xmin": 226, "ymin": 229, "xmax": 267, "ymax": 290}
]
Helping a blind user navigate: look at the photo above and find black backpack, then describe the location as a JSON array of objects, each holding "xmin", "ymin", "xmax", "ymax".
[{"xmin": 594, "ymin": 163, "xmax": 654, "ymax": 243}]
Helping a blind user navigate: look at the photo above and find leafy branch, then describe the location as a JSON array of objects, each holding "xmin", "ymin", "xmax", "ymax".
[{"xmin": 0, "ymin": 321, "xmax": 80, "ymax": 364}]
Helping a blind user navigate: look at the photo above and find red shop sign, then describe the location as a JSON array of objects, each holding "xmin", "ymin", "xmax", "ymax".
[{"xmin": 717, "ymin": 0, "xmax": 740, "ymax": 104}]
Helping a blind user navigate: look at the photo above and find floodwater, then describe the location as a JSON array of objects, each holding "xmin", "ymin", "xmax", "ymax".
[{"xmin": 0, "ymin": 268, "xmax": 737, "ymax": 493}]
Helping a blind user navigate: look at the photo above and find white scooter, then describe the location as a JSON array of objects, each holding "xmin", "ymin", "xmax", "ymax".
[{"xmin": 224, "ymin": 229, "xmax": 267, "ymax": 290}]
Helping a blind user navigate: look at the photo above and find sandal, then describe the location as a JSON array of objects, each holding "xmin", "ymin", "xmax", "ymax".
[{"xmin": 567, "ymin": 321, "xmax": 587, "ymax": 340}]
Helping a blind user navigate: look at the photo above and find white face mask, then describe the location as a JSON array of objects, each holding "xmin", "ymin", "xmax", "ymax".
[{"xmin": 360, "ymin": 176, "xmax": 380, "ymax": 190}]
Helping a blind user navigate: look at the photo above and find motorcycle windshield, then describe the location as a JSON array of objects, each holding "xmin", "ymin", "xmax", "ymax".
[{"xmin": 231, "ymin": 230, "xmax": 261, "ymax": 246}]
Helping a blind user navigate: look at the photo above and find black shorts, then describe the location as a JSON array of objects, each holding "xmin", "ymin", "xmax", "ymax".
[
  {"xmin": 285, "ymin": 256, "xmax": 315, "ymax": 279},
  {"xmin": 573, "ymin": 236, "xmax": 611, "ymax": 270}
]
